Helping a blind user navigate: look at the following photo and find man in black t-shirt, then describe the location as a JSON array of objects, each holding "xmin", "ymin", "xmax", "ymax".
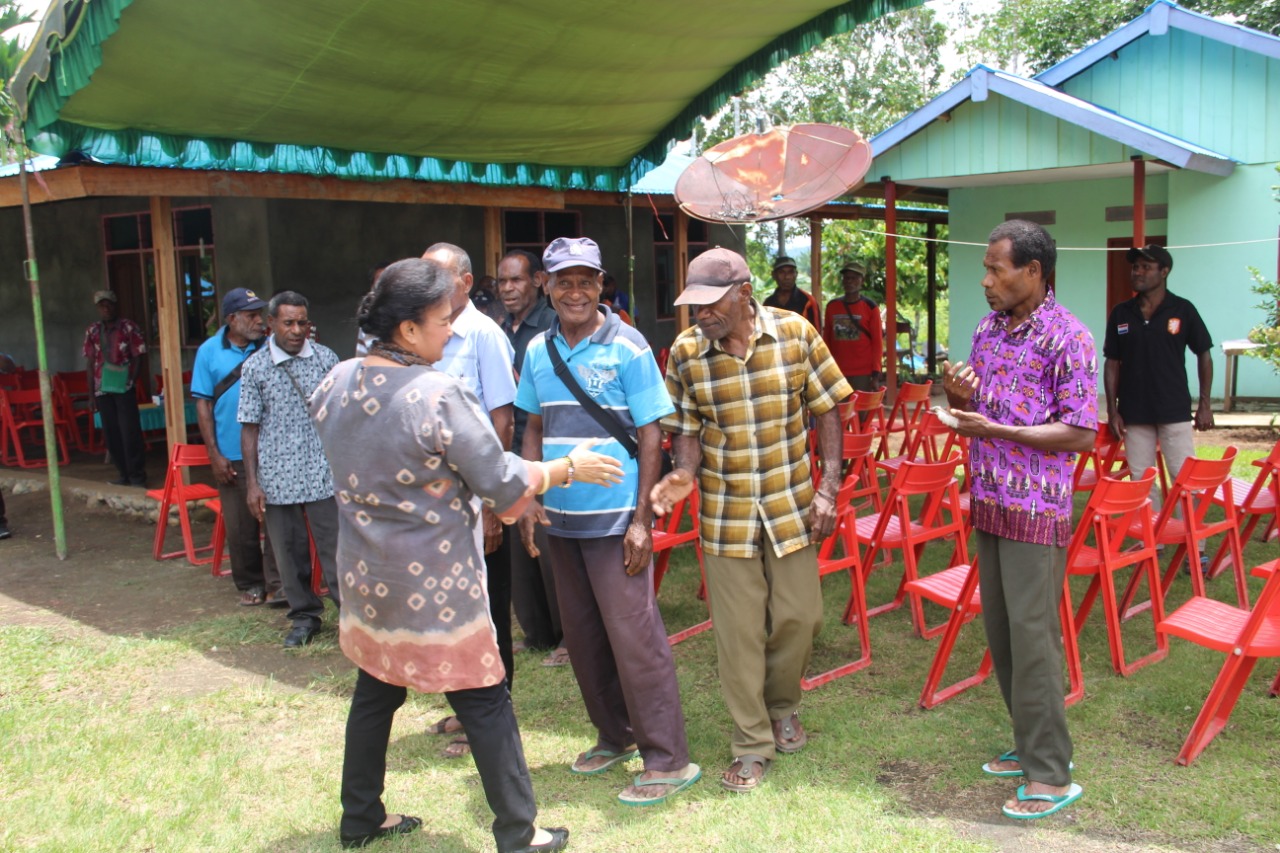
[
  {"xmin": 1103, "ymin": 244, "xmax": 1214, "ymax": 524},
  {"xmin": 762, "ymin": 255, "xmax": 821, "ymax": 328}
]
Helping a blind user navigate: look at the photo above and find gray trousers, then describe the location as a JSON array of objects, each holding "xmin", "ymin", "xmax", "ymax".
[
  {"xmin": 263, "ymin": 498, "xmax": 340, "ymax": 629},
  {"xmin": 1124, "ymin": 421, "xmax": 1196, "ymax": 513},
  {"xmin": 220, "ymin": 460, "xmax": 281, "ymax": 594},
  {"xmin": 976, "ymin": 530, "xmax": 1073, "ymax": 787},
  {"xmin": 545, "ymin": 533, "xmax": 690, "ymax": 773}
]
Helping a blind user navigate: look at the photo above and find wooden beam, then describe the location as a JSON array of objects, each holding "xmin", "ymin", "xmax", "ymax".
[
  {"xmin": 483, "ymin": 207, "xmax": 503, "ymax": 276},
  {"xmin": 149, "ymin": 197, "xmax": 186, "ymax": 456},
  {"xmin": 675, "ymin": 208, "xmax": 690, "ymax": 332},
  {"xmin": 809, "ymin": 218, "xmax": 823, "ymax": 330},
  {"xmin": 1132, "ymin": 157, "xmax": 1146, "ymax": 247},
  {"xmin": 883, "ymin": 179, "xmax": 899, "ymax": 403}
]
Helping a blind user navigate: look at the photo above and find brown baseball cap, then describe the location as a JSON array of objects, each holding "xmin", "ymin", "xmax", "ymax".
[{"xmin": 674, "ymin": 248, "xmax": 751, "ymax": 306}]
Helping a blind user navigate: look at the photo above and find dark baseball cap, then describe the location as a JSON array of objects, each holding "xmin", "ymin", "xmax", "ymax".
[
  {"xmin": 543, "ymin": 237, "xmax": 605, "ymax": 274},
  {"xmin": 772, "ymin": 255, "xmax": 798, "ymax": 271},
  {"xmin": 674, "ymin": 247, "xmax": 751, "ymax": 306},
  {"xmin": 1126, "ymin": 243, "xmax": 1173, "ymax": 271},
  {"xmin": 222, "ymin": 287, "xmax": 267, "ymax": 317}
]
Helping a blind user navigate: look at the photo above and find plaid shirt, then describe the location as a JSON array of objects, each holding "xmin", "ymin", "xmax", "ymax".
[{"xmin": 662, "ymin": 303, "xmax": 851, "ymax": 559}]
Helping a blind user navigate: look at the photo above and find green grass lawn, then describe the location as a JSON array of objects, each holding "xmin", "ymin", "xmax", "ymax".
[{"xmin": 0, "ymin": 444, "xmax": 1275, "ymax": 852}]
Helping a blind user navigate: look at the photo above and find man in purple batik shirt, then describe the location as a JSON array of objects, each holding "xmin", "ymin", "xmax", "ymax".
[{"xmin": 943, "ymin": 220, "xmax": 1096, "ymax": 822}]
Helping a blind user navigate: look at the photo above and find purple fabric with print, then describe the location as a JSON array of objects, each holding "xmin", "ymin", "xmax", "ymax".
[{"xmin": 967, "ymin": 291, "xmax": 1098, "ymax": 546}]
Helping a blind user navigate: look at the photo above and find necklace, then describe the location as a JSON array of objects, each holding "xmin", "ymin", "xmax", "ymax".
[{"xmin": 368, "ymin": 339, "xmax": 432, "ymax": 367}]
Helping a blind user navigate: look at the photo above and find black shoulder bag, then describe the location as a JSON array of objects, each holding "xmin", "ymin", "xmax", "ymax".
[{"xmin": 544, "ymin": 334, "xmax": 674, "ymax": 476}]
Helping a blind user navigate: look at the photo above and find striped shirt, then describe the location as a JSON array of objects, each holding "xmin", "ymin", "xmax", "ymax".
[
  {"xmin": 662, "ymin": 303, "xmax": 851, "ymax": 559},
  {"xmin": 515, "ymin": 306, "xmax": 674, "ymax": 538}
]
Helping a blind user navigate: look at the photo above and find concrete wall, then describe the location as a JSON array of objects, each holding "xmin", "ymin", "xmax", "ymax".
[{"xmin": 946, "ymin": 167, "xmax": 1277, "ymax": 399}]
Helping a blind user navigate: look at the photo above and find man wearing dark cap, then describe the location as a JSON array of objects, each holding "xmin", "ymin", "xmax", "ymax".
[
  {"xmin": 192, "ymin": 288, "xmax": 283, "ymax": 607},
  {"xmin": 82, "ymin": 289, "xmax": 148, "ymax": 486},
  {"xmin": 823, "ymin": 260, "xmax": 884, "ymax": 390},
  {"xmin": 516, "ymin": 236, "xmax": 700, "ymax": 806},
  {"xmin": 762, "ymin": 255, "xmax": 821, "ymax": 328},
  {"xmin": 1104, "ymin": 244, "xmax": 1214, "ymax": 532},
  {"xmin": 654, "ymin": 247, "xmax": 851, "ymax": 793}
]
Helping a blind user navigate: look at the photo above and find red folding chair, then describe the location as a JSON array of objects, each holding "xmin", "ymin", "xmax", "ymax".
[
  {"xmin": 855, "ymin": 453, "xmax": 967, "ymax": 638},
  {"xmin": 53, "ymin": 371, "xmax": 103, "ymax": 453},
  {"xmin": 1208, "ymin": 439, "xmax": 1279, "ymax": 574},
  {"xmin": 1120, "ymin": 447, "xmax": 1248, "ymax": 618},
  {"xmin": 1067, "ymin": 468, "xmax": 1168, "ymax": 676},
  {"xmin": 0, "ymin": 388, "xmax": 71, "ymax": 469},
  {"xmin": 802, "ymin": 475, "xmax": 871, "ymax": 690},
  {"xmin": 904, "ymin": 557, "xmax": 1085, "ymax": 709},
  {"xmin": 847, "ymin": 388, "xmax": 886, "ymax": 435},
  {"xmin": 147, "ymin": 443, "xmax": 220, "ymax": 564},
  {"xmin": 1157, "ymin": 558, "xmax": 1280, "ymax": 765},
  {"xmin": 875, "ymin": 380, "xmax": 931, "ymax": 462},
  {"xmin": 652, "ymin": 484, "xmax": 712, "ymax": 645},
  {"xmin": 205, "ymin": 498, "xmax": 232, "ymax": 578},
  {"xmin": 1072, "ymin": 427, "xmax": 1127, "ymax": 496}
]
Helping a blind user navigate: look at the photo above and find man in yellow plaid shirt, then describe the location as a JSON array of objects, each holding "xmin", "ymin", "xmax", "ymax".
[{"xmin": 652, "ymin": 247, "xmax": 851, "ymax": 793}]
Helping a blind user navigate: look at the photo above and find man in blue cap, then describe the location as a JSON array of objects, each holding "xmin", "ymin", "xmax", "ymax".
[{"xmin": 192, "ymin": 287, "xmax": 283, "ymax": 607}]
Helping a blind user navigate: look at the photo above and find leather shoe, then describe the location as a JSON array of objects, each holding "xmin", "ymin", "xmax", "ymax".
[
  {"xmin": 340, "ymin": 814, "xmax": 422, "ymax": 849},
  {"xmin": 283, "ymin": 625, "xmax": 318, "ymax": 649},
  {"xmin": 505, "ymin": 827, "xmax": 570, "ymax": 853}
]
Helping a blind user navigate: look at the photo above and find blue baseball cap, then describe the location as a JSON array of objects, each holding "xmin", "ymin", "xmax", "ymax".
[
  {"xmin": 222, "ymin": 287, "xmax": 267, "ymax": 317},
  {"xmin": 543, "ymin": 237, "xmax": 605, "ymax": 274}
]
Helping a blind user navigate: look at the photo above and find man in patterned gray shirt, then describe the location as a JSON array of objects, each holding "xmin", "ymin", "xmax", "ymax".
[{"xmin": 239, "ymin": 291, "xmax": 341, "ymax": 649}]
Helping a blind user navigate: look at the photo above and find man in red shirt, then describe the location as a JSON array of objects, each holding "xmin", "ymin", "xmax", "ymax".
[{"xmin": 822, "ymin": 261, "xmax": 883, "ymax": 390}]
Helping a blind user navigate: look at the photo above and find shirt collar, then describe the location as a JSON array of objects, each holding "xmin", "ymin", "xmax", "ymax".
[
  {"xmin": 269, "ymin": 335, "xmax": 314, "ymax": 364},
  {"xmin": 998, "ymin": 289, "xmax": 1056, "ymax": 338},
  {"xmin": 548, "ymin": 304, "xmax": 620, "ymax": 348}
]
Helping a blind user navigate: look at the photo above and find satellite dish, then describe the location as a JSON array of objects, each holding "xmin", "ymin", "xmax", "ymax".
[{"xmin": 674, "ymin": 123, "xmax": 872, "ymax": 224}]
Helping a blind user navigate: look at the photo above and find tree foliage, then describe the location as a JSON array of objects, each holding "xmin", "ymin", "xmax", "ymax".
[
  {"xmin": 1, "ymin": 1, "xmax": 34, "ymax": 162},
  {"xmin": 954, "ymin": 0, "xmax": 1280, "ymax": 76}
]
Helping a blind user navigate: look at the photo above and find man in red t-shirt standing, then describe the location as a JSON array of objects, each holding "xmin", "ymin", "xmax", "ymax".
[{"xmin": 823, "ymin": 261, "xmax": 883, "ymax": 390}]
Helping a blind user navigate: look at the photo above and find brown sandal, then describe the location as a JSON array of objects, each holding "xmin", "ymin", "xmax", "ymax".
[
  {"xmin": 773, "ymin": 711, "xmax": 807, "ymax": 754},
  {"xmin": 721, "ymin": 755, "xmax": 770, "ymax": 793},
  {"xmin": 443, "ymin": 735, "xmax": 471, "ymax": 758},
  {"xmin": 238, "ymin": 587, "xmax": 266, "ymax": 607}
]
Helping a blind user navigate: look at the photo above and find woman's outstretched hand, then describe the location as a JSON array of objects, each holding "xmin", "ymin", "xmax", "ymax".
[{"xmin": 567, "ymin": 438, "xmax": 624, "ymax": 486}]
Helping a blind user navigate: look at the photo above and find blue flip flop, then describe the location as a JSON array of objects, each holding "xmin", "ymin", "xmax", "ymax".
[
  {"xmin": 982, "ymin": 751, "xmax": 1074, "ymax": 778},
  {"xmin": 617, "ymin": 763, "xmax": 702, "ymax": 807},
  {"xmin": 981, "ymin": 750, "xmax": 1022, "ymax": 777},
  {"xmin": 1002, "ymin": 782, "xmax": 1083, "ymax": 820},
  {"xmin": 570, "ymin": 745, "xmax": 639, "ymax": 775}
]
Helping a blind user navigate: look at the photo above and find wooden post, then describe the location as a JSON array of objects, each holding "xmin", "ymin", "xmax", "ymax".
[
  {"xmin": 149, "ymin": 197, "xmax": 186, "ymax": 456},
  {"xmin": 926, "ymin": 220, "xmax": 937, "ymax": 375},
  {"xmin": 483, "ymin": 206, "xmax": 503, "ymax": 276},
  {"xmin": 675, "ymin": 208, "xmax": 690, "ymax": 331},
  {"xmin": 809, "ymin": 217, "xmax": 823, "ymax": 330},
  {"xmin": 883, "ymin": 178, "xmax": 899, "ymax": 403},
  {"xmin": 1132, "ymin": 156, "xmax": 1146, "ymax": 247}
]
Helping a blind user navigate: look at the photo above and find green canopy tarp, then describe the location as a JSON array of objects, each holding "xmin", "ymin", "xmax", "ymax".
[{"xmin": 12, "ymin": 0, "xmax": 919, "ymax": 190}]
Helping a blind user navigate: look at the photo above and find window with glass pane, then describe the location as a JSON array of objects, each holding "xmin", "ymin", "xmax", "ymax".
[
  {"xmin": 653, "ymin": 214, "xmax": 709, "ymax": 319},
  {"xmin": 503, "ymin": 209, "xmax": 582, "ymax": 255}
]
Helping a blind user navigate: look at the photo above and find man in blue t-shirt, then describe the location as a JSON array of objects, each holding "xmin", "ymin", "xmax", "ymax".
[
  {"xmin": 515, "ymin": 237, "xmax": 699, "ymax": 807},
  {"xmin": 192, "ymin": 288, "xmax": 282, "ymax": 607}
]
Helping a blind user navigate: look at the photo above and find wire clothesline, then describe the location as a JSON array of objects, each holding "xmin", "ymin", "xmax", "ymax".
[{"xmin": 846, "ymin": 227, "xmax": 1280, "ymax": 251}]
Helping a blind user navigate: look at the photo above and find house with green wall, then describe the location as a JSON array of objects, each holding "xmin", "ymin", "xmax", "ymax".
[{"xmin": 869, "ymin": 0, "xmax": 1279, "ymax": 402}]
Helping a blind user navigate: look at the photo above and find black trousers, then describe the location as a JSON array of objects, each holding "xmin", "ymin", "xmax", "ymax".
[
  {"xmin": 485, "ymin": 530, "xmax": 515, "ymax": 691},
  {"xmin": 96, "ymin": 391, "xmax": 145, "ymax": 484},
  {"xmin": 220, "ymin": 460, "xmax": 281, "ymax": 594},
  {"xmin": 340, "ymin": 669, "xmax": 538, "ymax": 852},
  {"xmin": 508, "ymin": 525, "xmax": 562, "ymax": 651},
  {"xmin": 263, "ymin": 498, "xmax": 340, "ymax": 628},
  {"xmin": 0, "ymin": 488, "xmax": 6, "ymax": 525}
]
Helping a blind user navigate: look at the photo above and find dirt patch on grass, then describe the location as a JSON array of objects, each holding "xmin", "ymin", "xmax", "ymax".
[{"xmin": 1212, "ymin": 426, "xmax": 1279, "ymax": 451}]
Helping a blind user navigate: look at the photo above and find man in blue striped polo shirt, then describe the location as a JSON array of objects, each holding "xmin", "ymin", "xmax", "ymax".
[{"xmin": 515, "ymin": 237, "xmax": 699, "ymax": 807}]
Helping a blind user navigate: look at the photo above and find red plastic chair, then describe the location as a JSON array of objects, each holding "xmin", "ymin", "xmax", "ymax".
[
  {"xmin": 903, "ymin": 559, "xmax": 1085, "ymax": 709},
  {"xmin": 802, "ymin": 475, "xmax": 871, "ymax": 690},
  {"xmin": 652, "ymin": 484, "xmax": 711, "ymax": 646},
  {"xmin": 855, "ymin": 453, "xmax": 967, "ymax": 638},
  {"xmin": 1072, "ymin": 427, "xmax": 1128, "ymax": 496},
  {"xmin": 1120, "ymin": 447, "xmax": 1248, "ymax": 618},
  {"xmin": 1157, "ymin": 558, "xmax": 1280, "ymax": 765},
  {"xmin": 53, "ymin": 371, "xmax": 103, "ymax": 453},
  {"xmin": 876, "ymin": 380, "xmax": 931, "ymax": 462},
  {"xmin": 1067, "ymin": 468, "xmax": 1168, "ymax": 676},
  {"xmin": 147, "ymin": 443, "xmax": 220, "ymax": 564},
  {"xmin": 204, "ymin": 498, "xmax": 232, "ymax": 578},
  {"xmin": 847, "ymin": 388, "xmax": 886, "ymax": 435},
  {"xmin": 0, "ymin": 388, "xmax": 71, "ymax": 468},
  {"xmin": 1208, "ymin": 439, "xmax": 1279, "ymax": 574}
]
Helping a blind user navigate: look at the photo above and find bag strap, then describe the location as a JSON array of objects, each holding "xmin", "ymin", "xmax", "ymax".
[
  {"xmin": 278, "ymin": 359, "xmax": 312, "ymax": 409},
  {"xmin": 211, "ymin": 362, "xmax": 246, "ymax": 404},
  {"xmin": 545, "ymin": 332, "xmax": 638, "ymax": 459}
]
